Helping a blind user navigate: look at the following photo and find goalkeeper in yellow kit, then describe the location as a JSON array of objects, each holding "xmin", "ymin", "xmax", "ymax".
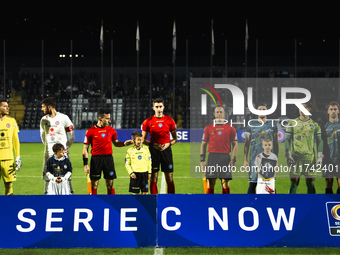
[
  {"xmin": 0, "ymin": 100, "xmax": 22, "ymax": 195},
  {"xmin": 125, "ymin": 131, "xmax": 151, "ymax": 194}
]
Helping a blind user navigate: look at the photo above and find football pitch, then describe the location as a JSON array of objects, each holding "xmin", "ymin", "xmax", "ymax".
[
  {"xmin": 2, "ymin": 142, "xmax": 340, "ymax": 254},
  {"xmin": 10, "ymin": 142, "xmax": 332, "ymax": 195}
]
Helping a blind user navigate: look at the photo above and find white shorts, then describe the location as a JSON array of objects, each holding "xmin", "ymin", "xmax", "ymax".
[
  {"xmin": 257, "ymin": 178, "xmax": 275, "ymax": 194},
  {"xmin": 47, "ymin": 180, "xmax": 71, "ymax": 195}
]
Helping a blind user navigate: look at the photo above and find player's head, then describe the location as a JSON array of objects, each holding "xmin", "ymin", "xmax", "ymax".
[
  {"xmin": 97, "ymin": 108, "xmax": 111, "ymax": 127},
  {"xmin": 41, "ymin": 97, "xmax": 56, "ymax": 115},
  {"xmin": 213, "ymin": 105, "xmax": 225, "ymax": 121},
  {"xmin": 327, "ymin": 101, "xmax": 339, "ymax": 120},
  {"xmin": 299, "ymin": 101, "xmax": 312, "ymax": 118},
  {"xmin": 262, "ymin": 138, "xmax": 273, "ymax": 153},
  {"xmin": 52, "ymin": 143, "xmax": 65, "ymax": 158},
  {"xmin": 153, "ymin": 98, "xmax": 164, "ymax": 117},
  {"xmin": 131, "ymin": 131, "xmax": 143, "ymax": 147},
  {"xmin": 0, "ymin": 99, "xmax": 9, "ymax": 116},
  {"xmin": 257, "ymin": 102, "xmax": 267, "ymax": 120}
]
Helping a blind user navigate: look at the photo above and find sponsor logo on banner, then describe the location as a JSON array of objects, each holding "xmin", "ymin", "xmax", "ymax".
[
  {"xmin": 326, "ymin": 202, "xmax": 340, "ymax": 236},
  {"xmin": 278, "ymin": 129, "xmax": 286, "ymax": 142}
]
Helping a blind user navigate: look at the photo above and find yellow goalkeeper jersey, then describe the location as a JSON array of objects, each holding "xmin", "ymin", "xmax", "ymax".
[
  {"xmin": 0, "ymin": 116, "xmax": 20, "ymax": 160},
  {"xmin": 125, "ymin": 145, "xmax": 151, "ymax": 175}
]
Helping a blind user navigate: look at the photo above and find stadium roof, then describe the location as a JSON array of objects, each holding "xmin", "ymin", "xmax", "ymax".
[{"xmin": 1, "ymin": 0, "xmax": 338, "ymax": 40}]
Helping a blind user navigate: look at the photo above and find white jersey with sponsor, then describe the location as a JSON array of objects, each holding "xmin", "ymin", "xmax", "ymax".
[
  {"xmin": 254, "ymin": 152, "xmax": 278, "ymax": 194},
  {"xmin": 40, "ymin": 112, "xmax": 74, "ymax": 157}
]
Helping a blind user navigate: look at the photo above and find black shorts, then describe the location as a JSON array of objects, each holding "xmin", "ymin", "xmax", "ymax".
[
  {"xmin": 129, "ymin": 172, "xmax": 149, "ymax": 193},
  {"xmin": 206, "ymin": 153, "xmax": 232, "ymax": 180},
  {"xmin": 149, "ymin": 146, "xmax": 174, "ymax": 173},
  {"xmin": 90, "ymin": 155, "xmax": 117, "ymax": 180}
]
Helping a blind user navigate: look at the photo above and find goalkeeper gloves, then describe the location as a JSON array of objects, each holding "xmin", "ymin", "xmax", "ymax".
[
  {"xmin": 316, "ymin": 152, "xmax": 324, "ymax": 166},
  {"xmin": 285, "ymin": 150, "xmax": 295, "ymax": 166},
  {"xmin": 15, "ymin": 157, "xmax": 22, "ymax": 171}
]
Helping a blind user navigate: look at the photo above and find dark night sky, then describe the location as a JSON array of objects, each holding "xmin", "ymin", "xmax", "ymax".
[{"xmin": 1, "ymin": 1, "xmax": 338, "ymax": 40}]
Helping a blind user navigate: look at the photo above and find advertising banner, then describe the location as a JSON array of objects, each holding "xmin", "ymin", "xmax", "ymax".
[
  {"xmin": 0, "ymin": 195, "xmax": 156, "ymax": 248},
  {"xmin": 157, "ymin": 194, "xmax": 340, "ymax": 247}
]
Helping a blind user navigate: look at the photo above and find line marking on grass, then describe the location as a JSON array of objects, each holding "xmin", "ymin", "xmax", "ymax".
[
  {"xmin": 154, "ymin": 172, "xmax": 166, "ymax": 254},
  {"xmin": 154, "ymin": 247, "xmax": 164, "ymax": 255},
  {"xmin": 160, "ymin": 172, "xmax": 166, "ymax": 194},
  {"xmin": 17, "ymin": 175, "xmax": 191, "ymax": 179}
]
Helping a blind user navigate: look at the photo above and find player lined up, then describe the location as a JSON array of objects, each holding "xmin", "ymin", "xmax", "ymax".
[
  {"xmin": 201, "ymin": 100, "xmax": 340, "ymax": 195},
  {"xmin": 4, "ymin": 96, "xmax": 340, "ymax": 195}
]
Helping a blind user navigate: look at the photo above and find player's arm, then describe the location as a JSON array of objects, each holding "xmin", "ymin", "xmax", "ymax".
[
  {"xmin": 64, "ymin": 116, "xmax": 75, "ymax": 149},
  {"xmin": 147, "ymin": 149, "xmax": 152, "ymax": 175},
  {"xmin": 125, "ymin": 150, "xmax": 134, "ymax": 175},
  {"xmin": 230, "ymin": 140, "xmax": 238, "ymax": 167},
  {"xmin": 243, "ymin": 134, "xmax": 250, "ymax": 167},
  {"xmin": 285, "ymin": 129, "xmax": 295, "ymax": 165},
  {"xmin": 112, "ymin": 139, "xmax": 125, "ymax": 147},
  {"xmin": 40, "ymin": 119, "xmax": 46, "ymax": 144},
  {"xmin": 142, "ymin": 130, "xmax": 160, "ymax": 150},
  {"xmin": 66, "ymin": 128, "xmax": 75, "ymax": 148},
  {"xmin": 316, "ymin": 132, "xmax": 324, "ymax": 166},
  {"xmin": 200, "ymin": 140, "xmax": 208, "ymax": 171},
  {"xmin": 273, "ymin": 130, "xmax": 279, "ymax": 156},
  {"xmin": 160, "ymin": 129, "xmax": 177, "ymax": 151},
  {"xmin": 61, "ymin": 159, "xmax": 72, "ymax": 182},
  {"xmin": 83, "ymin": 144, "xmax": 90, "ymax": 174},
  {"xmin": 45, "ymin": 159, "xmax": 57, "ymax": 182},
  {"xmin": 13, "ymin": 124, "xmax": 22, "ymax": 171},
  {"xmin": 142, "ymin": 131, "xmax": 150, "ymax": 145},
  {"xmin": 254, "ymin": 154, "xmax": 261, "ymax": 172}
]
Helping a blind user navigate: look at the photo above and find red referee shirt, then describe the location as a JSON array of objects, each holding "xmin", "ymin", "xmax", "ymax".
[
  {"xmin": 202, "ymin": 123, "xmax": 237, "ymax": 153},
  {"xmin": 142, "ymin": 115, "xmax": 176, "ymax": 145},
  {"xmin": 84, "ymin": 125, "xmax": 118, "ymax": 155}
]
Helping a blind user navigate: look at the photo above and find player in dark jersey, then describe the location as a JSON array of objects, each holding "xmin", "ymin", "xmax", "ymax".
[
  {"xmin": 83, "ymin": 108, "xmax": 128, "ymax": 195},
  {"xmin": 321, "ymin": 101, "xmax": 340, "ymax": 194},
  {"xmin": 200, "ymin": 105, "xmax": 238, "ymax": 194},
  {"xmin": 141, "ymin": 98, "xmax": 177, "ymax": 194},
  {"xmin": 285, "ymin": 102, "xmax": 323, "ymax": 194}
]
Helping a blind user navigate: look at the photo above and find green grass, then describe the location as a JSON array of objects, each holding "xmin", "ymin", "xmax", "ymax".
[
  {"xmin": 9, "ymin": 142, "xmax": 330, "ymax": 195},
  {"xmin": 1, "ymin": 247, "xmax": 340, "ymax": 254}
]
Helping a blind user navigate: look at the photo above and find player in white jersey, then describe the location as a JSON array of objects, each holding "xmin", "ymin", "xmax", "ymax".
[
  {"xmin": 40, "ymin": 98, "xmax": 75, "ymax": 194},
  {"xmin": 254, "ymin": 138, "xmax": 278, "ymax": 194}
]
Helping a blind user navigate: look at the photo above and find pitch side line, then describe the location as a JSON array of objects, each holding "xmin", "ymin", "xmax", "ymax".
[{"xmin": 16, "ymin": 175, "xmax": 190, "ymax": 178}]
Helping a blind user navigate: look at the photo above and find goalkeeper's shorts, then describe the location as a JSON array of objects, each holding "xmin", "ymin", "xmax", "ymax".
[
  {"xmin": 0, "ymin": 160, "xmax": 16, "ymax": 182},
  {"xmin": 290, "ymin": 159, "xmax": 315, "ymax": 177}
]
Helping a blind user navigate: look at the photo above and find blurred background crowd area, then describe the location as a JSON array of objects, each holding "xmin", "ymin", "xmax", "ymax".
[{"xmin": 0, "ymin": 39, "xmax": 339, "ymax": 130}]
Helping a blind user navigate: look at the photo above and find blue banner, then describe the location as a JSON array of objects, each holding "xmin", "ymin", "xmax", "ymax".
[
  {"xmin": 157, "ymin": 194, "xmax": 340, "ymax": 247},
  {"xmin": 2, "ymin": 194, "xmax": 340, "ymax": 248},
  {"xmin": 0, "ymin": 195, "xmax": 156, "ymax": 248},
  {"xmin": 18, "ymin": 129, "xmax": 191, "ymax": 143}
]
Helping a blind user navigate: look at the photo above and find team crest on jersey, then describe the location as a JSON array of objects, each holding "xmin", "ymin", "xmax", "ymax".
[
  {"xmin": 55, "ymin": 121, "xmax": 60, "ymax": 125},
  {"xmin": 138, "ymin": 155, "xmax": 142, "ymax": 160},
  {"xmin": 101, "ymin": 133, "xmax": 106, "ymax": 138},
  {"xmin": 218, "ymin": 131, "xmax": 222, "ymax": 135},
  {"xmin": 64, "ymin": 165, "xmax": 67, "ymax": 169},
  {"xmin": 158, "ymin": 123, "xmax": 163, "ymax": 128},
  {"xmin": 6, "ymin": 123, "xmax": 10, "ymax": 128}
]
